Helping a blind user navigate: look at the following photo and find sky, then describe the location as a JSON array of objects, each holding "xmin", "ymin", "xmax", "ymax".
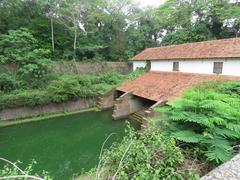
[{"xmin": 137, "ymin": 0, "xmax": 167, "ymax": 7}]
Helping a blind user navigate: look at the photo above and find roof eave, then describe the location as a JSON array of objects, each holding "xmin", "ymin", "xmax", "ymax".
[{"xmin": 132, "ymin": 57, "xmax": 240, "ymax": 61}]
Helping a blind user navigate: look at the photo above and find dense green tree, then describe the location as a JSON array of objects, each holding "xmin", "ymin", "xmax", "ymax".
[
  {"xmin": 0, "ymin": 28, "xmax": 52, "ymax": 82},
  {"xmin": 1, "ymin": 0, "xmax": 240, "ymax": 61},
  {"xmin": 160, "ymin": 0, "xmax": 240, "ymax": 44}
]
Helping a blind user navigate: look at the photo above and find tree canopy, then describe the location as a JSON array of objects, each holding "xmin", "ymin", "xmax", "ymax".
[{"xmin": 1, "ymin": 0, "xmax": 240, "ymax": 61}]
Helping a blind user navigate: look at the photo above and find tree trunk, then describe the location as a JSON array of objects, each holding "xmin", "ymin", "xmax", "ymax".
[
  {"xmin": 73, "ymin": 26, "xmax": 77, "ymax": 60},
  {"xmin": 51, "ymin": 18, "xmax": 55, "ymax": 52},
  {"xmin": 73, "ymin": 22, "xmax": 79, "ymax": 74}
]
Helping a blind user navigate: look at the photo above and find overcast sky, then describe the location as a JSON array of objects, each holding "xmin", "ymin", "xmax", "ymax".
[{"xmin": 136, "ymin": 0, "xmax": 166, "ymax": 7}]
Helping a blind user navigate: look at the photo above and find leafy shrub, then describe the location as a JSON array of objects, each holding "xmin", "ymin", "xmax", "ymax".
[
  {"xmin": 47, "ymin": 75, "xmax": 81, "ymax": 103},
  {"xmin": 97, "ymin": 124, "xmax": 199, "ymax": 179},
  {"xmin": 0, "ymin": 73, "xmax": 18, "ymax": 92},
  {"xmin": 0, "ymin": 28, "xmax": 37, "ymax": 63},
  {"xmin": 218, "ymin": 81, "xmax": 240, "ymax": 97},
  {"xmin": 76, "ymin": 75, "xmax": 93, "ymax": 87},
  {"xmin": 127, "ymin": 67, "xmax": 147, "ymax": 80},
  {"xmin": 18, "ymin": 48, "xmax": 53, "ymax": 79},
  {"xmin": 97, "ymin": 71, "xmax": 125, "ymax": 85},
  {"xmin": 93, "ymin": 83, "xmax": 114, "ymax": 95},
  {"xmin": 0, "ymin": 28, "xmax": 53, "ymax": 83},
  {"xmin": 0, "ymin": 69, "xmax": 146, "ymax": 109},
  {"xmin": 154, "ymin": 81, "xmax": 240, "ymax": 164},
  {"xmin": 0, "ymin": 90, "xmax": 51, "ymax": 109}
]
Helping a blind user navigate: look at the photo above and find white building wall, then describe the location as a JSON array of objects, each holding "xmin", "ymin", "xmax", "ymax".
[
  {"xmin": 223, "ymin": 60, "xmax": 240, "ymax": 76},
  {"xmin": 133, "ymin": 61, "xmax": 146, "ymax": 71},
  {"xmin": 148, "ymin": 58, "xmax": 240, "ymax": 76}
]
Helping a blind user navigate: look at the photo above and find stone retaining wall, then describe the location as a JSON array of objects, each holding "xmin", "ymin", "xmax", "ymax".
[
  {"xmin": 55, "ymin": 61, "xmax": 132, "ymax": 75},
  {"xmin": 0, "ymin": 61, "xmax": 133, "ymax": 75},
  {"xmin": 96, "ymin": 89, "xmax": 116, "ymax": 111},
  {"xmin": 0, "ymin": 98, "xmax": 95, "ymax": 121},
  {"xmin": 201, "ymin": 154, "xmax": 240, "ymax": 180}
]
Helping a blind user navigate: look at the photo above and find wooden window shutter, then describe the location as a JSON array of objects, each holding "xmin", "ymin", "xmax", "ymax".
[
  {"xmin": 213, "ymin": 62, "xmax": 223, "ymax": 74},
  {"xmin": 173, "ymin": 62, "xmax": 179, "ymax": 71}
]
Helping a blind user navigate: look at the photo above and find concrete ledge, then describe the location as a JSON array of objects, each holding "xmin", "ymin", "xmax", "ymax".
[
  {"xmin": 96, "ymin": 89, "xmax": 116, "ymax": 111},
  {"xmin": 0, "ymin": 98, "xmax": 95, "ymax": 121},
  {"xmin": 201, "ymin": 154, "xmax": 240, "ymax": 180}
]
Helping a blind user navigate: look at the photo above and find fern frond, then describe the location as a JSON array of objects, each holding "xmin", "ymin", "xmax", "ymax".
[
  {"xmin": 206, "ymin": 146, "xmax": 232, "ymax": 164},
  {"xmin": 210, "ymin": 117, "xmax": 225, "ymax": 126},
  {"xmin": 200, "ymin": 99, "xmax": 229, "ymax": 111},
  {"xmin": 170, "ymin": 99, "xmax": 197, "ymax": 109},
  {"xmin": 226, "ymin": 123, "xmax": 240, "ymax": 131},
  {"xmin": 201, "ymin": 136, "xmax": 231, "ymax": 150},
  {"xmin": 169, "ymin": 112, "xmax": 188, "ymax": 121},
  {"xmin": 173, "ymin": 130, "xmax": 202, "ymax": 143},
  {"xmin": 214, "ymin": 127, "xmax": 240, "ymax": 139},
  {"xmin": 181, "ymin": 112, "xmax": 213, "ymax": 128},
  {"xmin": 154, "ymin": 106, "xmax": 171, "ymax": 113}
]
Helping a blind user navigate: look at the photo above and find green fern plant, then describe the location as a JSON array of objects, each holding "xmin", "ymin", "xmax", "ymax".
[{"xmin": 153, "ymin": 81, "xmax": 240, "ymax": 164}]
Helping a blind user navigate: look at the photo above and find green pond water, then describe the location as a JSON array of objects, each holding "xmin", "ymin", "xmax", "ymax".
[{"xmin": 0, "ymin": 110, "xmax": 136, "ymax": 179}]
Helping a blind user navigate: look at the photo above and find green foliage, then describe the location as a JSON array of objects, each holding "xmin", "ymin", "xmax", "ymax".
[
  {"xmin": 96, "ymin": 71, "xmax": 125, "ymax": 85},
  {"xmin": 161, "ymin": 23, "xmax": 215, "ymax": 45},
  {"xmin": 0, "ymin": 28, "xmax": 37, "ymax": 63},
  {"xmin": 1, "ymin": 0, "xmax": 240, "ymax": 61},
  {"xmin": 47, "ymin": 75, "xmax": 81, "ymax": 103},
  {"xmin": 0, "ymin": 159, "xmax": 52, "ymax": 180},
  {"xmin": 127, "ymin": 67, "xmax": 147, "ymax": 80},
  {"xmin": 0, "ymin": 73, "xmax": 19, "ymax": 93},
  {"xmin": 0, "ymin": 69, "xmax": 145, "ymax": 110},
  {"xmin": 0, "ymin": 28, "xmax": 53, "ymax": 83},
  {"xmin": 98, "ymin": 124, "xmax": 199, "ymax": 179},
  {"xmin": 154, "ymin": 81, "xmax": 240, "ymax": 164},
  {"xmin": 0, "ymin": 90, "xmax": 51, "ymax": 109},
  {"xmin": 18, "ymin": 49, "xmax": 53, "ymax": 79}
]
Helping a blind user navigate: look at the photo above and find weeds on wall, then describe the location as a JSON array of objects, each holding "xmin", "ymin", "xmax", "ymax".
[{"xmin": 0, "ymin": 69, "xmax": 146, "ymax": 110}]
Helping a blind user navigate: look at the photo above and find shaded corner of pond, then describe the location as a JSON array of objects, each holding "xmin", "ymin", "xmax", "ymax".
[{"xmin": 0, "ymin": 110, "xmax": 140, "ymax": 180}]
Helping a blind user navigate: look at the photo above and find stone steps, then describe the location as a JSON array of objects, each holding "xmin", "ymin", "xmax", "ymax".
[
  {"xmin": 96, "ymin": 96, "xmax": 103, "ymax": 109},
  {"xmin": 129, "ymin": 111, "xmax": 147, "ymax": 123},
  {"xmin": 96, "ymin": 89, "xmax": 116, "ymax": 111}
]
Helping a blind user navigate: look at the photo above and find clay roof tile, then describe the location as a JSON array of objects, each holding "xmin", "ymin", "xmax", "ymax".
[
  {"xmin": 117, "ymin": 72, "xmax": 240, "ymax": 102},
  {"xmin": 132, "ymin": 38, "xmax": 240, "ymax": 61}
]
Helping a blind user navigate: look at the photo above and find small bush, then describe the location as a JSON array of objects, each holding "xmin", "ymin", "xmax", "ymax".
[
  {"xmin": 47, "ymin": 75, "xmax": 81, "ymax": 103},
  {"xmin": 97, "ymin": 71, "xmax": 125, "ymax": 85},
  {"xmin": 0, "ymin": 73, "xmax": 19, "ymax": 92},
  {"xmin": 127, "ymin": 67, "xmax": 147, "ymax": 80},
  {"xmin": 97, "ymin": 124, "xmax": 199, "ymax": 179},
  {"xmin": 18, "ymin": 49, "xmax": 53, "ymax": 80},
  {"xmin": 0, "ymin": 90, "xmax": 51, "ymax": 109}
]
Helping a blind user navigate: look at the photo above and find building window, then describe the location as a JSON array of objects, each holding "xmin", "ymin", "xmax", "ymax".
[
  {"xmin": 213, "ymin": 62, "xmax": 223, "ymax": 74},
  {"xmin": 173, "ymin": 62, "xmax": 179, "ymax": 71},
  {"xmin": 146, "ymin": 61, "xmax": 151, "ymax": 71}
]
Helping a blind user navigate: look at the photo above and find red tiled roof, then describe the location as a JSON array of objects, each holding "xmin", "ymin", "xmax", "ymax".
[
  {"xmin": 132, "ymin": 38, "xmax": 240, "ymax": 60},
  {"xmin": 117, "ymin": 71, "xmax": 240, "ymax": 102}
]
